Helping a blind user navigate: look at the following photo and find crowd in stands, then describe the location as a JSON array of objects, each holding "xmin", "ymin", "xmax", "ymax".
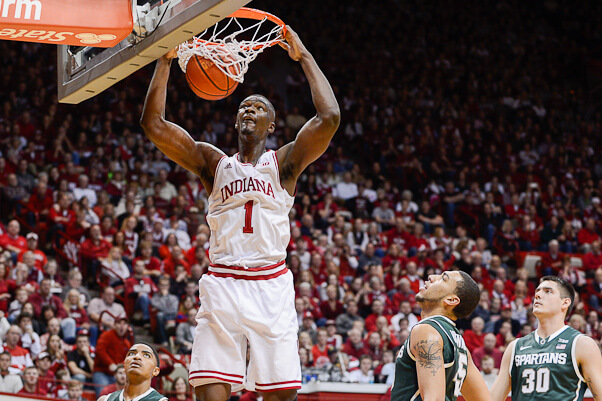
[{"xmin": 0, "ymin": 0, "xmax": 601, "ymax": 398}]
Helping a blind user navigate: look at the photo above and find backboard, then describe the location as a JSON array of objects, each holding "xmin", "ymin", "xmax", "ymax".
[{"xmin": 57, "ymin": 0, "xmax": 251, "ymax": 104}]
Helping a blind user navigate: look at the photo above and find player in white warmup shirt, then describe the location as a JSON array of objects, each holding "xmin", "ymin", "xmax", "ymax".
[{"xmin": 141, "ymin": 27, "xmax": 340, "ymax": 401}]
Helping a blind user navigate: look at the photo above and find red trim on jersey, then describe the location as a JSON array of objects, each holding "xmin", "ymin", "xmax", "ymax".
[
  {"xmin": 256, "ymin": 385, "xmax": 302, "ymax": 392},
  {"xmin": 256, "ymin": 380, "xmax": 302, "ymax": 386},
  {"xmin": 189, "ymin": 370, "xmax": 244, "ymax": 378},
  {"xmin": 189, "ymin": 375, "xmax": 244, "ymax": 385},
  {"xmin": 209, "ymin": 260, "xmax": 285, "ymax": 272},
  {"xmin": 208, "ymin": 267, "xmax": 289, "ymax": 280},
  {"xmin": 271, "ymin": 150, "xmax": 281, "ymax": 185}
]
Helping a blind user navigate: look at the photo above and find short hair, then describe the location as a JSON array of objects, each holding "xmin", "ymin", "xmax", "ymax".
[
  {"xmin": 481, "ymin": 355, "xmax": 493, "ymax": 364},
  {"xmin": 68, "ymin": 380, "xmax": 83, "ymax": 389},
  {"xmin": 539, "ymin": 276, "xmax": 575, "ymax": 317},
  {"xmin": 359, "ymin": 354, "xmax": 372, "ymax": 362},
  {"xmin": 0, "ymin": 351, "xmax": 11, "ymax": 359},
  {"xmin": 132, "ymin": 342, "xmax": 160, "ymax": 368},
  {"xmin": 453, "ymin": 271, "xmax": 481, "ymax": 319}
]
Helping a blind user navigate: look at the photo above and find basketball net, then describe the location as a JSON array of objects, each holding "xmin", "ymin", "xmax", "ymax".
[{"xmin": 177, "ymin": 8, "xmax": 285, "ymax": 83}]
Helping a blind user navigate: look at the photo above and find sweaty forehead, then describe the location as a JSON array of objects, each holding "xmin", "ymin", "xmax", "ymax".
[{"xmin": 240, "ymin": 96, "xmax": 270, "ymax": 108}]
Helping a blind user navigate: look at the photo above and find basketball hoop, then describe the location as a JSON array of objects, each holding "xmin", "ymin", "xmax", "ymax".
[{"xmin": 176, "ymin": 7, "xmax": 286, "ymax": 83}]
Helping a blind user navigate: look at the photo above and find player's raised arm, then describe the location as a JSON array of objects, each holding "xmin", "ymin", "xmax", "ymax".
[
  {"xmin": 276, "ymin": 26, "xmax": 340, "ymax": 190},
  {"xmin": 490, "ymin": 340, "xmax": 515, "ymax": 401},
  {"xmin": 140, "ymin": 49, "xmax": 224, "ymax": 193},
  {"xmin": 461, "ymin": 349, "xmax": 493, "ymax": 401},
  {"xmin": 576, "ymin": 336, "xmax": 602, "ymax": 401},
  {"xmin": 411, "ymin": 324, "xmax": 446, "ymax": 401}
]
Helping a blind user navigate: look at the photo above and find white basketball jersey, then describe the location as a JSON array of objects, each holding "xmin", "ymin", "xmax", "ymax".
[{"xmin": 207, "ymin": 150, "xmax": 294, "ymax": 268}]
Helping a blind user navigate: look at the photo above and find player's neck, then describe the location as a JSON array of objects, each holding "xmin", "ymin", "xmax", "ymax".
[
  {"xmin": 238, "ymin": 140, "xmax": 266, "ymax": 165},
  {"xmin": 123, "ymin": 380, "xmax": 152, "ymax": 401},
  {"xmin": 535, "ymin": 314, "xmax": 566, "ymax": 338},
  {"xmin": 420, "ymin": 306, "xmax": 454, "ymax": 321}
]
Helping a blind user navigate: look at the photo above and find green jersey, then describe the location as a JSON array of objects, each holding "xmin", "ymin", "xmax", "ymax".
[
  {"xmin": 106, "ymin": 388, "xmax": 167, "ymax": 401},
  {"xmin": 510, "ymin": 325, "xmax": 586, "ymax": 401},
  {"xmin": 391, "ymin": 315, "xmax": 469, "ymax": 401}
]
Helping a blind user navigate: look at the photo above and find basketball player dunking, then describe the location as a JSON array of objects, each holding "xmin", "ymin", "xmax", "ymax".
[
  {"xmin": 141, "ymin": 26, "xmax": 340, "ymax": 401},
  {"xmin": 491, "ymin": 276, "xmax": 602, "ymax": 401}
]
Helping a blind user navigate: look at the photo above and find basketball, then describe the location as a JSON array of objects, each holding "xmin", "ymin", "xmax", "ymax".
[{"xmin": 185, "ymin": 55, "xmax": 239, "ymax": 101}]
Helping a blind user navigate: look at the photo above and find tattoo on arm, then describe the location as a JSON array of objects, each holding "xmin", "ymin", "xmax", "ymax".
[
  {"xmin": 586, "ymin": 377, "xmax": 599, "ymax": 400},
  {"xmin": 413, "ymin": 339, "xmax": 443, "ymax": 376}
]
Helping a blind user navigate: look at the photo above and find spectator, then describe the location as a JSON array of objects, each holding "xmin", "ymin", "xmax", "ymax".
[
  {"xmin": 340, "ymin": 329, "xmax": 369, "ymax": 359},
  {"xmin": 479, "ymin": 355, "xmax": 498, "ymax": 390},
  {"xmin": 0, "ymin": 220, "xmax": 27, "ymax": 257},
  {"xmin": 67, "ymin": 333, "xmax": 94, "ymax": 383},
  {"xmin": 3, "ymin": 325, "xmax": 33, "ymax": 374},
  {"xmin": 169, "ymin": 376, "xmax": 192, "ymax": 401},
  {"xmin": 16, "ymin": 313, "xmax": 41, "ymax": 359},
  {"xmin": 73, "ymin": 175, "xmax": 97, "ymax": 207},
  {"xmin": 100, "ymin": 246, "xmax": 130, "ymax": 286},
  {"xmin": 61, "ymin": 269, "xmax": 91, "ymax": 306},
  {"xmin": 50, "ymin": 368, "xmax": 71, "ymax": 398},
  {"xmin": 28, "ymin": 277, "xmax": 68, "ymax": 319},
  {"xmin": 540, "ymin": 239, "xmax": 564, "ymax": 275},
  {"xmin": 587, "ymin": 268, "xmax": 602, "ymax": 312},
  {"xmin": 92, "ymin": 318, "xmax": 131, "ymax": 396},
  {"xmin": 46, "ymin": 334, "xmax": 68, "ymax": 374},
  {"xmin": 364, "ymin": 299, "xmax": 390, "ymax": 332},
  {"xmin": 36, "ymin": 352, "xmax": 55, "ymax": 393},
  {"xmin": 472, "ymin": 333, "xmax": 503, "ymax": 370},
  {"xmin": 98, "ymin": 364, "xmax": 126, "ymax": 396},
  {"xmin": 151, "ymin": 276, "xmax": 179, "ymax": 346},
  {"xmin": 374, "ymin": 349, "xmax": 395, "ymax": 385},
  {"xmin": 335, "ymin": 300, "xmax": 363, "ymax": 336},
  {"xmin": 493, "ymin": 304, "xmax": 521, "ymax": 336},
  {"xmin": 19, "ymin": 233, "xmax": 47, "ymax": 272},
  {"xmin": 391, "ymin": 300, "xmax": 418, "ymax": 331},
  {"xmin": 311, "ymin": 328, "xmax": 331, "ymax": 368},
  {"xmin": 64, "ymin": 380, "xmax": 84, "ymax": 401},
  {"xmin": 79, "ymin": 225, "xmax": 112, "ymax": 282},
  {"xmin": 87, "ymin": 286, "xmax": 126, "ymax": 332},
  {"xmin": 18, "ymin": 366, "xmax": 46, "ymax": 396},
  {"xmin": 63, "ymin": 289, "xmax": 90, "ymax": 332},
  {"xmin": 347, "ymin": 355, "xmax": 374, "ymax": 383},
  {"xmin": 0, "ymin": 351, "xmax": 22, "ymax": 393},
  {"xmin": 125, "ymin": 259, "xmax": 157, "ymax": 326},
  {"xmin": 174, "ymin": 308, "xmax": 197, "ymax": 354},
  {"xmin": 464, "ymin": 316, "xmax": 486, "ymax": 353}
]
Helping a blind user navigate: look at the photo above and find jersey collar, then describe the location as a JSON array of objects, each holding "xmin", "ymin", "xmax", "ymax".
[
  {"xmin": 420, "ymin": 314, "xmax": 456, "ymax": 326},
  {"xmin": 119, "ymin": 388, "xmax": 154, "ymax": 401},
  {"xmin": 534, "ymin": 325, "xmax": 568, "ymax": 345}
]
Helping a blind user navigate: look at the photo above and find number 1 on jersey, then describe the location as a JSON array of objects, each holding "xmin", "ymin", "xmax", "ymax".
[{"xmin": 243, "ymin": 200, "xmax": 254, "ymax": 233}]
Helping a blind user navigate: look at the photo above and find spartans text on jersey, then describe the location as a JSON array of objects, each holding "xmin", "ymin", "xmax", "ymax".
[{"xmin": 514, "ymin": 352, "xmax": 567, "ymax": 366}]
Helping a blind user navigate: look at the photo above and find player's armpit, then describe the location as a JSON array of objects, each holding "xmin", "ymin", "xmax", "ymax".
[
  {"xmin": 461, "ymin": 349, "xmax": 493, "ymax": 401},
  {"xmin": 490, "ymin": 340, "xmax": 516, "ymax": 401},
  {"xmin": 576, "ymin": 336, "xmax": 602, "ymax": 401},
  {"xmin": 411, "ymin": 324, "xmax": 446, "ymax": 401},
  {"xmin": 97, "ymin": 395, "xmax": 107, "ymax": 401}
]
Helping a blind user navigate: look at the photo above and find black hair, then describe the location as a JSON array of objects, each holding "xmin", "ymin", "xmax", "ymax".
[
  {"xmin": 132, "ymin": 342, "xmax": 160, "ymax": 368},
  {"xmin": 240, "ymin": 94, "xmax": 276, "ymax": 122},
  {"xmin": 453, "ymin": 271, "xmax": 481, "ymax": 319},
  {"xmin": 539, "ymin": 276, "xmax": 576, "ymax": 317}
]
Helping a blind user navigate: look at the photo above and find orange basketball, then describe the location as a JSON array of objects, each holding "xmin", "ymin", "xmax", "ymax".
[{"xmin": 185, "ymin": 55, "xmax": 239, "ymax": 101}]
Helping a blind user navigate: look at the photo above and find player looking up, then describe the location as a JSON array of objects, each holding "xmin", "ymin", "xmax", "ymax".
[
  {"xmin": 97, "ymin": 342, "xmax": 167, "ymax": 401},
  {"xmin": 491, "ymin": 276, "xmax": 602, "ymax": 401},
  {"xmin": 391, "ymin": 271, "xmax": 492, "ymax": 401}
]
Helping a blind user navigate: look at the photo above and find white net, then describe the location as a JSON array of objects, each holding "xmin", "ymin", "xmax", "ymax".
[{"xmin": 177, "ymin": 12, "xmax": 284, "ymax": 83}]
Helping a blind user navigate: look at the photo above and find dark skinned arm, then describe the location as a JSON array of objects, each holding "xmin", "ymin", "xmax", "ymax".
[
  {"xmin": 140, "ymin": 49, "xmax": 224, "ymax": 194},
  {"xmin": 276, "ymin": 26, "xmax": 341, "ymax": 195}
]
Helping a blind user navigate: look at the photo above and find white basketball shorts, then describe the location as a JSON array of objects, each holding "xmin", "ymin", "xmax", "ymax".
[{"xmin": 188, "ymin": 268, "xmax": 301, "ymax": 393}]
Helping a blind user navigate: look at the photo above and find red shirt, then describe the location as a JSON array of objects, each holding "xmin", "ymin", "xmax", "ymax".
[
  {"xmin": 0, "ymin": 234, "xmax": 27, "ymax": 254},
  {"xmin": 94, "ymin": 329, "xmax": 132, "ymax": 375},
  {"xmin": 341, "ymin": 340, "xmax": 370, "ymax": 360},
  {"xmin": 472, "ymin": 346, "xmax": 503, "ymax": 370},
  {"xmin": 577, "ymin": 228, "xmax": 600, "ymax": 245},
  {"xmin": 28, "ymin": 292, "xmax": 67, "ymax": 319},
  {"xmin": 19, "ymin": 385, "xmax": 47, "ymax": 397},
  {"xmin": 132, "ymin": 256, "xmax": 162, "ymax": 273},
  {"xmin": 80, "ymin": 238, "xmax": 112, "ymax": 260},
  {"xmin": 463, "ymin": 330, "xmax": 485, "ymax": 353},
  {"xmin": 49, "ymin": 206, "xmax": 75, "ymax": 226},
  {"xmin": 583, "ymin": 252, "xmax": 602, "ymax": 271},
  {"xmin": 124, "ymin": 276, "xmax": 158, "ymax": 298},
  {"xmin": 17, "ymin": 249, "xmax": 47, "ymax": 271}
]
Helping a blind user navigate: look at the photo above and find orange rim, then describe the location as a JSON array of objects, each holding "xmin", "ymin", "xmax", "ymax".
[{"xmin": 190, "ymin": 8, "xmax": 286, "ymax": 52}]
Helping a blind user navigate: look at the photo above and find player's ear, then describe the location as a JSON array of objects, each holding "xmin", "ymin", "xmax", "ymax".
[
  {"xmin": 561, "ymin": 297, "xmax": 572, "ymax": 312},
  {"xmin": 268, "ymin": 121, "xmax": 275, "ymax": 134},
  {"xmin": 152, "ymin": 366, "xmax": 160, "ymax": 377},
  {"xmin": 444, "ymin": 294, "xmax": 460, "ymax": 308}
]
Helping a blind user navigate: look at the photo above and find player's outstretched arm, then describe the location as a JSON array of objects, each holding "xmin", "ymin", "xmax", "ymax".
[
  {"xmin": 411, "ymin": 324, "xmax": 446, "ymax": 401},
  {"xmin": 461, "ymin": 349, "xmax": 493, "ymax": 401},
  {"xmin": 97, "ymin": 395, "xmax": 107, "ymax": 401},
  {"xmin": 576, "ymin": 336, "xmax": 602, "ymax": 401},
  {"xmin": 276, "ymin": 26, "xmax": 340, "ymax": 192},
  {"xmin": 140, "ymin": 49, "xmax": 224, "ymax": 193},
  {"xmin": 490, "ymin": 340, "xmax": 515, "ymax": 401}
]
